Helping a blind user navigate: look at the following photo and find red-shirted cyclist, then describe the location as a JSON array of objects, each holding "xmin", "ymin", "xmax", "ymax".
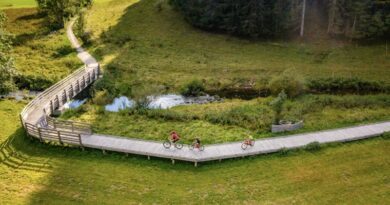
[{"xmin": 170, "ymin": 131, "xmax": 180, "ymax": 143}]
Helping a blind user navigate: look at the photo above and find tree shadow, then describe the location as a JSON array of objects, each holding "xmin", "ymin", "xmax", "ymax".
[{"xmin": 0, "ymin": 128, "xmax": 53, "ymax": 173}]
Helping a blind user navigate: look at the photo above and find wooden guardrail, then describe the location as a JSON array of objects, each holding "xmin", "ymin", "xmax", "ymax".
[
  {"xmin": 25, "ymin": 122, "xmax": 83, "ymax": 146},
  {"xmin": 20, "ymin": 63, "xmax": 98, "ymax": 147},
  {"xmin": 46, "ymin": 116, "xmax": 92, "ymax": 134}
]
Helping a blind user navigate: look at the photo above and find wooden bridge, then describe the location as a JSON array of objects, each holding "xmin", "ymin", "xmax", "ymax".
[{"xmin": 19, "ymin": 19, "xmax": 390, "ymax": 166}]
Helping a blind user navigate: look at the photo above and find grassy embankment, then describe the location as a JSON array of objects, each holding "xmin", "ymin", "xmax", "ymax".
[
  {"xmin": 1, "ymin": 99, "xmax": 390, "ymax": 204},
  {"xmin": 85, "ymin": 0, "xmax": 390, "ymax": 95},
  {"xmin": 0, "ymin": 0, "xmax": 35, "ymax": 9},
  {"xmin": 58, "ymin": 0, "xmax": 390, "ymax": 143},
  {"xmin": 3, "ymin": 8, "xmax": 82, "ymax": 90}
]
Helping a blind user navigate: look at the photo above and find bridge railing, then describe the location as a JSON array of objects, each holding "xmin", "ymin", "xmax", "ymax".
[
  {"xmin": 20, "ymin": 65, "xmax": 86, "ymax": 120},
  {"xmin": 46, "ymin": 116, "xmax": 92, "ymax": 134},
  {"xmin": 20, "ymin": 63, "xmax": 99, "ymax": 146}
]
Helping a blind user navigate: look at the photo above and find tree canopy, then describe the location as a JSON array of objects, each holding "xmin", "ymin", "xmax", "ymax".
[
  {"xmin": 0, "ymin": 11, "xmax": 16, "ymax": 95},
  {"xmin": 170, "ymin": 0, "xmax": 390, "ymax": 39},
  {"xmin": 36, "ymin": 0, "xmax": 92, "ymax": 29}
]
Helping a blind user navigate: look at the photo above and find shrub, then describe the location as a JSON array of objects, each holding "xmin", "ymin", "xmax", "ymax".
[
  {"xmin": 93, "ymin": 75, "xmax": 115, "ymax": 94},
  {"xmin": 92, "ymin": 90, "xmax": 112, "ymax": 106},
  {"xmin": 61, "ymin": 106, "xmax": 86, "ymax": 119},
  {"xmin": 53, "ymin": 45, "xmax": 73, "ymax": 57},
  {"xmin": 13, "ymin": 74, "xmax": 53, "ymax": 91},
  {"xmin": 304, "ymin": 141, "xmax": 321, "ymax": 151},
  {"xmin": 270, "ymin": 90, "xmax": 287, "ymax": 125},
  {"xmin": 181, "ymin": 80, "xmax": 205, "ymax": 97},
  {"xmin": 307, "ymin": 77, "xmax": 389, "ymax": 94},
  {"xmin": 268, "ymin": 69, "xmax": 305, "ymax": 98}
]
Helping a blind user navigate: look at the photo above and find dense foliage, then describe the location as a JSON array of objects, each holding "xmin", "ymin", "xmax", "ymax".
[
  {"xmin": 36, "ymin": 0, "xmax": 92, "ymax": 29},
  {"xmin": 0, "ymin": 11, "xmax": 16, "ymax": 95},
  {"xmin": 171, "ymin": 0, "xmax": 390, "ymax": 39}
]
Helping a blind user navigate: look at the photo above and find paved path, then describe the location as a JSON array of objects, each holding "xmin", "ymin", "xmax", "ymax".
[
  {"xmin": 80, "ymin": 122, "xmax": 390, "ymax": 165},
  {"xmin": 66, "ymin": 20, "xmax": 98, "ymax": 66}
]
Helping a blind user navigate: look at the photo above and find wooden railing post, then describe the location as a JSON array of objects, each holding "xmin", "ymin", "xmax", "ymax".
[
  {"xmin": 78, "ymin": 134, "xmax": 83, "ymax": 147},
  {"xmin": 71, "ymin": 123, "xmax": 74, "ymax": 132},
  {"xmin": 38, "ymin": 127, "xmax": 43, "ymax": 142},
  {"xmin": 50, "ymin": 100, "xmax": 54, "ymax": 115},
  {"xmin": 58, "ymin": 130, "xmax": 63, "ymax": 145}
]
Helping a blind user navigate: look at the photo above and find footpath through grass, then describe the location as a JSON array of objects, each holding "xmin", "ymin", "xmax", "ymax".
[{"xmin": 1, "ymin": 99, "xmax": 390, "ymax": 204}]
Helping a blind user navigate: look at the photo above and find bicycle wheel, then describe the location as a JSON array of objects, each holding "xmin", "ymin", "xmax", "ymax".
[
  {"xmin": 163, "ymin": 141, "xmax": 171, "ymax": 149},
  {"xmin": 189, "ymin": 144, "xmax": 194, "ymax": 150},
  {"xmin": 241, "ymin": 143, "xmax": 248, "ymax": 150},
  {"xmin": 175, "ymin": 142, "xmax": 183, "ymax": 149}
]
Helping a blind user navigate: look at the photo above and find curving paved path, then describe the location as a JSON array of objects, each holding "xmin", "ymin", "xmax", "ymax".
[{"xmin": 59, "ymin": 19, "xmax": 390, "ymax": 166}]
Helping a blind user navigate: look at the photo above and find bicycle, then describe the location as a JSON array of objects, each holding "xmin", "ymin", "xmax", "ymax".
[
  {"xmin": 189, "ymin": 142, "xmax": 205, "ymax": 151},
  {"xmin": 163, "ymin": 140, "xmax": 183, "ymax": 149},
  {"xmin": 241, "ymin": 139, "xmax": 255, "ymax": 150}
]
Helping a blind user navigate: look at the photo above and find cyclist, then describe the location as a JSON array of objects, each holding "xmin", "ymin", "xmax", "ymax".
[
  {"xmin": 170, "ymin": 131, "xmax": 180, "ymax": 143},
  {"xmin": 193, "ymin": 138, "xmax": 201, "ymax": 149},
  {"xmin": 244, "ymin": 135, "xmax": 254, "ymax": 145}
]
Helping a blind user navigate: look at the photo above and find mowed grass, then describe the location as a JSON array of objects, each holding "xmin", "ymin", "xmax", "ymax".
[
  {"xmin": 1, "ymin": 99, "xmax": 390, "ymax": 204},
  {"xmin": 85, "ymin": 0, "xmax": 390, "ymax": 96},
  {"xmin": 0, "ymin": 0, "xmax": 36, "ymax": 9},
  {"xmin": 4, "ymin": 8, "xmax": 82, "ymax": 84},
  {"xmin": 62, "ymin": 94, "xmax": 390, "ymax": 144}
]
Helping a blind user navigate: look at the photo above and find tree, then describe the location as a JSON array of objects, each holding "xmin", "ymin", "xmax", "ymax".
[
  {"xmin": 0, "ymin": 11, "xmax": 16, "ymax": 95},
  {"xmin": 36, "ymin": 0, "xmax": 92, "ymax": 29}
]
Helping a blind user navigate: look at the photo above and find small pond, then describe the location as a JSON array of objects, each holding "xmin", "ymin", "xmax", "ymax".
[{"xmin": 104, "ymin": 94, "xmax": 220, "ymax": 112}]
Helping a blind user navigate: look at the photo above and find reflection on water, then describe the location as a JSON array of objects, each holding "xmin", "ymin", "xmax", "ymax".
[
  {"xmin": 105, "ymin": 96, "xmax": 135, "ymax": 112},
  {"xmin": 104, "ymin": 94, "xmax": 220, "ymax": 112},
  {"xmin": 63, "ymin": 99, "xmax": 87, "ymax": 109}
]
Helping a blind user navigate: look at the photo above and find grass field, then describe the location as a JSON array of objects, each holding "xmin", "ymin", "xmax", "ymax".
[
  {"xmin": 0, "ymin": 0, "xmax": 35, "ymax": 9},
  {"xmin": 4, "ymin": 8, "xmax": 82, "ymax": 89},
  {"xmin": 85, "ymin": 0, "xmax": 390, "ymax": 97},
  {"xmin": 1, "ymin": 99, "xmax": 390, "ymax": 204},
  {"xmin": 0, "ymin": 1, "xmax": 389, "ymax": 204}
]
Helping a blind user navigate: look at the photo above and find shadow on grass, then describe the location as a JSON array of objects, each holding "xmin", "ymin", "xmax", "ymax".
[{"xmin": 0, "ymin": 128, "xmax": 53, "ymax": 173}]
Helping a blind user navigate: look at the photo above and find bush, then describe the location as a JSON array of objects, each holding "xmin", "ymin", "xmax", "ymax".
[
  {"xmin": 181, "ymin": 80, "xmax": 205, "ymax": 97},
  {"xmin": 270, "ymin": 90, "xmax": 287, "ymax": 125},
  {"xmin": 13, "ymin": 74, "xmax": 53, "ymax": 91},
  {"xmin": 53, "ymin": 45, "xmax": 74, "ymax": 57},
  {"xmin": 268, "ymin": 69, "xmax": 305, "ymax": 98},
  {"xmin": 92, "ymin": 90, "xmax": 112, "ymax": 106},
  {"xmin": 93, "ymin": 75, "xmax": 115, "ymax": 94},
  {"xmin": 304, "ymin": 141, "xmax": 321, "ymax": 151},
  {"xmin": 307, "ymin": 77, "xmax": 389, "ymax": 94},
  {"xmin": 61, "ymin": 106, "xmax": 86, "ymax": 119}
]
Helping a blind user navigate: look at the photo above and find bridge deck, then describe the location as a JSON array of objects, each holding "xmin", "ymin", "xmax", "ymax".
[{"xmin": 81, "ymin": 122, "xmax": 390, "ymax": 164}]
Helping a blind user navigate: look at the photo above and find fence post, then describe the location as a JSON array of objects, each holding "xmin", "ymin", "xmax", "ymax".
[
  {"xmin": 50, "ymin": 100, "xmax": 54, "ymax": 115},
  {"xmin": 58, "ymin": 131, "xmax": 63, "ymax": 145},
  {"xmin": 78, "ymin": 134, "xmax": 83, "ymax": 147},
  {"xmin": 38, "ymin": 127, "xmax": 43, "ymax": 142},
  {"xmin": 71, "ymin": 123, "xmax": 74, "ymax": 132}
]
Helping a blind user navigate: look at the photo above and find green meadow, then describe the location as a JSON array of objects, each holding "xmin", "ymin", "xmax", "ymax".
[{"xmin": 0, "ymin": 0, "xmax": 389, "ymax": 204}]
